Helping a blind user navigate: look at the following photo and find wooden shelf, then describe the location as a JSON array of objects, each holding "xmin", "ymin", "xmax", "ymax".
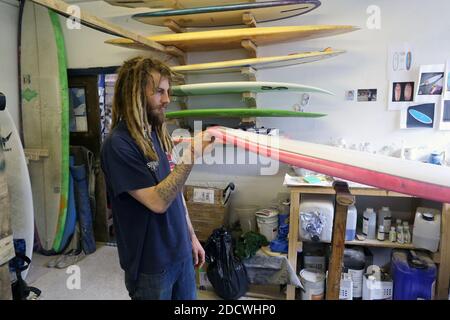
[
  {"xmin": 345, "ymin": 239, "xmax": 415, "ymax": 249},
  {"xmin": 286, "ymin": 185, "xmax": 450, "ymax": 300}
]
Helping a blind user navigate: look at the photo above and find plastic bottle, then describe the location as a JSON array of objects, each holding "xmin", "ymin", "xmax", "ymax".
[
  {"xmin": 378, "ymin": 207, "xmax": 392, "ymax": 236},
  {"xmin": 363, "ymin": 208, "xmax": 377, "ymax": 240},
  {"xmin": 389, "ymin": 226, "xmax": 397, "ymax": 242},
  {"xmin": 377, "ymin": 225, "xmax": 385, "ymax": 241},
  {"xmin": 403, "ymin": 225, "xmax": 411, "ymax": 244},
  {"xmin": 397, "ymin": 225, "xmax": 405, "ymax": 244}
]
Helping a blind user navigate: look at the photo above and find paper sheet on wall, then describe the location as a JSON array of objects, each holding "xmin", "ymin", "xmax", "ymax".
[
  {"xmin": 439, "ymin": 61, "xmax": 450, "ymax": 130},
  {"xmin": 387, "ymin": 44, "xmax": 416, "ymax": 110}
]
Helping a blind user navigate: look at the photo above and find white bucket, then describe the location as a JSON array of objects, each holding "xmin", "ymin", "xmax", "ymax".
[
  {"xmin": 299, "ymin": 269, "xmax": 326, "ymax": 300},
  {"xmin": 236, "ymin": 205, "xmax": 259, "ymax": 233},
  {"xmin": 255, "ymin": 209, "xmax": 279, "ymax": 241}
]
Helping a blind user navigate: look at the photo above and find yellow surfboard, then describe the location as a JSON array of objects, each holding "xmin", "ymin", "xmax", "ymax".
[
  {"xmin": 105, "ymin": 25, "xmax": 358, "ymax": 52},
  {"xmin": 171, "ymin": 48, "xmax": 344, "ymax": 74}
]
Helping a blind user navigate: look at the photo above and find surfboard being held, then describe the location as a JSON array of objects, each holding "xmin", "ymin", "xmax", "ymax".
[{"xmin": 205, "ymin": 126, "xmax": 450, "ymax": 203}]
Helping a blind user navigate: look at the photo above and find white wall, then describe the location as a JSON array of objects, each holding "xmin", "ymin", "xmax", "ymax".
[
  {"xmin": 58, "ymin": 0, "xmax": 450, "ymax": 220},
  {"xmin": 0, "ymin": 0, "xmax": 20, "ymax": 130}
]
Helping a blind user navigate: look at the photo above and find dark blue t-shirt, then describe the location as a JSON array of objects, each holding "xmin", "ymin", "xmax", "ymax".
[{"xmin": 100, "ymin": 121, "xmax": 191, "ymax": 280}]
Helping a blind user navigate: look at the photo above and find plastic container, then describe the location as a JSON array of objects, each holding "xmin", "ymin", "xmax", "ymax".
[
  {"xmin": 299, "ymin": 269, "xmax": 325, "ymax": 300},
  {"xmin": 362, "ymin": 208, "xmax": 377, "ymax": 240},
  {"xmin": 389, "ymin": 227, "xmax": 397, "ymax": 242},
  {"xmin": 340, "ymin": 273, "xmax": 353, "ymax": 300},
  {"xmin": 343, "ymin": 247, "xmax": 366, "ymax": 300},
  {"xmin": 236, "ymin": 205, "xmax": 259, "ymax": 233},
  {"xmin": 363, "ymin": 265, "xmax": 393, "ymax": 300},
  {"xmin": 255, "ymin": 208, "xmax": 279, "ymax": 241},
  {"xmin": 377, "ymin": 225, "xmax": 385, "ymax": 241},
  {"xmin": 378, "ymin": 207, "xmax": 392, "ymax": 236},
  {"xmin": 391, "ymin": 250, "xmax": 436, "ymax": 300},
  {"xmin": 299, "ymin": 197, "xmax": 334, "ymax": 242},
  {"xmin": 346, "ymin": 205, "xmax": 357, "ymax": 241},
  {"xmin": 413, "ymin": 207, "xmax": 441, "ymax": 252}
]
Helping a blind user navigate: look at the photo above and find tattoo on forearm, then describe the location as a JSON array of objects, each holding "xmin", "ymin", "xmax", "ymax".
[{"xmin": 155, "ymin": 164, "xmax": 193, "ymax": 205}]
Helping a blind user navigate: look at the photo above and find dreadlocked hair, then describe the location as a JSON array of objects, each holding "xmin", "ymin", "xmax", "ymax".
[{"xmin": 111, "ymin": 56, "xmax": 181, "ymax": 161}]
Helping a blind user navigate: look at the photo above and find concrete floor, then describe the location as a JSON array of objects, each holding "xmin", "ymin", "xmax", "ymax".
[{"xmin": 25, "ymin": 244, "xmax": 274, "ymax": 300}]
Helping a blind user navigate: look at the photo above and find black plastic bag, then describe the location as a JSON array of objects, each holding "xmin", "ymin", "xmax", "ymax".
[{"xmin": 204, "ymin": 227, "xmax": 248, "ymax": 300}]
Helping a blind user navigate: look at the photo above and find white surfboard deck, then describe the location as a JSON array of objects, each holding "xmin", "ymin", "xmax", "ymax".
[
  {"xmin": 171, "ymin": 81, "xmax": 333, "ymax": 96},
  {"xmin": 171, "ymin": 49, "xmax": 344, "ymax": 74},
  {"xmin": 132, "ymin": 1, "xmax": 320, "ymax": 28},
  {"xmin": 0, "ymin": 108, "xmax": 34, "ymax": 279},
  {"xmin": 206, "ymin": 127, "xmax": 450, "ymax": 203}
]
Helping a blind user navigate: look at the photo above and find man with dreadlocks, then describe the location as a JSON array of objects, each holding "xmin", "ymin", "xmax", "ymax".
[{"xmin": 100, "ymin": 56, "xmax": 214, "ymax": 300}]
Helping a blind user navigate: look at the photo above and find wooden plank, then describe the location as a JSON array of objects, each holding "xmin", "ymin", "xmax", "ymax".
[
  {"xmin": 242, "ymin": 92, "xmax": 257, "ymax": 108},
  {"xmin": 287, "ymin": 186, "xmax": 412, "ymax": 197},
  {"xmin": 345, "ymin": 239, "xmax": 415, "ymax": 249},
  {"xmin": 326, "ymin": 181, "xmax": 355, "ymax": 300},
  {"xmin": 29, "ymin": 0, "xmax": 170, "ymax": 55},
  {"xmin": 240, "ymin": 67, "xmax": 257, "ymax": 82},
  {"xmin": 286, "ymin": 190, "xmax": 300, "ymax": 300},
  {"xmin": 436, "ymin": 203, "xmax": 450, "ymax": 299},
  {"xmin": 241, "ymin": 39, "xmax": 258, "ymax": 58},
  {"xmin": 164, "ymin": 19, "xmax": 186, "ymax": 33},
  {"xmin": 242, "ymin": 12, "xmax": 257, "ymax": 28}
]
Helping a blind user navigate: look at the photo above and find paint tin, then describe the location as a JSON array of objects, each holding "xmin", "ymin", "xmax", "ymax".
[{"xmin": 299, "ymin": 269, "xmax": 325, "ymax": 300}]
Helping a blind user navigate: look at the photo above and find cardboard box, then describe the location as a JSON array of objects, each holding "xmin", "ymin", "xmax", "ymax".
[{"xmin": 184, "ymin": 184, "xmax": 233, "ymax": 242}]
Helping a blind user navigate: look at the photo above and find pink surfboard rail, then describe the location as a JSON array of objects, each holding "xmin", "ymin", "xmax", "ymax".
[{"xmin": 203, "ymin": 126, "xmax": 450, "ymax": 203}]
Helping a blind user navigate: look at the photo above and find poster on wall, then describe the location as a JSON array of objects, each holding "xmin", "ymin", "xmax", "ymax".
[
  {"xmin": 388, "ymin": 77, "xmax": 415, "ymax": 110},
  {"xmin": 400, "ymin": 103, "xmax": 435, "ymax": 129},
  {"xmin": 416, "ymin": 64, "xmax": 445, "ymax": 100},
  {"xmin": 438, "ymin": 61, "xmax": 450, "ymax": 130},
  {"xmin": 387, "ymin": 43, "xmax": 414, "ymax": 77},
  {"xmin": 387, "ymin": 43, "xmax": 416, "ymax": 110}
]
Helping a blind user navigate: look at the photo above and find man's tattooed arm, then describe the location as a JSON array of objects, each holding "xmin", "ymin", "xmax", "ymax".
[{"xmin": 154, "ymin": 163, "xmax": 193, "ymax": 206}]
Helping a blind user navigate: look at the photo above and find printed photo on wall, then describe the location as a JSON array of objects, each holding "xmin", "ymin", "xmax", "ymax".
[
  {"xmin": 445, "ymin": 61, "xmax": 450, "ymax": 96},
  {"xmin": 400, "ymin": 103, "xmax": 435, "ymax": 129},
  {"xmin": 392, "ymin": 82, "xmax": 414, "ymax": 102},
  {"xmin": 418, "ymin": 72, "xmax": 444, "ymax": 95},
  {"xmin": 357, "ymin": 89, "xmax": 377, "ymax": 102},
  {"xmin": 345, "ymin": 90, "xmax": 355, "ymax": 101},
  {"xmin": 438, "ymin": 100, "xmax": 450, "ymax": 130}
]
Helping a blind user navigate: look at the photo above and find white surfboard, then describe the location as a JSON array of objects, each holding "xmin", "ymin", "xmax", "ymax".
[
  {"xmin": 171, "ymin": 48, "xmax": 344, "ymax": 74},
  {"xmin": 0, "ymin": 107, "xmax": 34, "ymax": 279},
  {"xmin": 171, "ymin": 81, "xmax": 333, "ymax": 96}
]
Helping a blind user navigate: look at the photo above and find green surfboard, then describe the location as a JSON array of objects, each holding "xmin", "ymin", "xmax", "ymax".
[{"xmin": 166, "ymin": 108, "xmax": 326, "ymax": 119}]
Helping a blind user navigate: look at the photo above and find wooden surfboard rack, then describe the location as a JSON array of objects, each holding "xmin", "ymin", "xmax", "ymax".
[
  {"xmin": 164, "ymin": 19, "xmax": 187, "ymax": 33},
  {"xmin": 24, "ymin": 148, "xmax": 49, "ymax": 163},
  {"xmin": 242, "ymin": 13, "xmax": 258, "ymax": 28},
  {"xmin": 241, "ymin": 39, "xmax": 258, "ymax": 58}
]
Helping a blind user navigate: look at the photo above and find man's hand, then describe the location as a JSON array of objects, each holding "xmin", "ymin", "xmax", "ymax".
[
  {"xmin": 192, "ymin": 235, "xmax": 205, "ymax": 269},
  {"xmin": 191, "ymin": 130, "xmax": 215, "ymax": 160}
]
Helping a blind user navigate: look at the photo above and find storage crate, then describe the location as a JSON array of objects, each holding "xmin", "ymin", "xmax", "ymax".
[{"xmin": 184, "ymin": 183, "xmax": 234, "ymax": 242}]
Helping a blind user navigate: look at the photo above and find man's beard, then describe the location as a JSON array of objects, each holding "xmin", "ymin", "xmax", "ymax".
[{"xmin": 147, "ymin": 107, "xmax": 165, "ymax": 128}]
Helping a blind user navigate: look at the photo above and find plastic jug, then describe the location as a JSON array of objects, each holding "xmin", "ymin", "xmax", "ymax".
[
  {"xmin": 363, "ymin": 208, "xmax": 377, "ymax": 240},
  {"xmin": 413, "ymin": 207, "xmax": 441, "ymax": 252},
  {"xmin": 346, "ymin": 205, "xmax": 357, "ymax": 241},
  {"xmin": 391, "ymin": 250, "xmax": 436, "ymax": 300}
]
